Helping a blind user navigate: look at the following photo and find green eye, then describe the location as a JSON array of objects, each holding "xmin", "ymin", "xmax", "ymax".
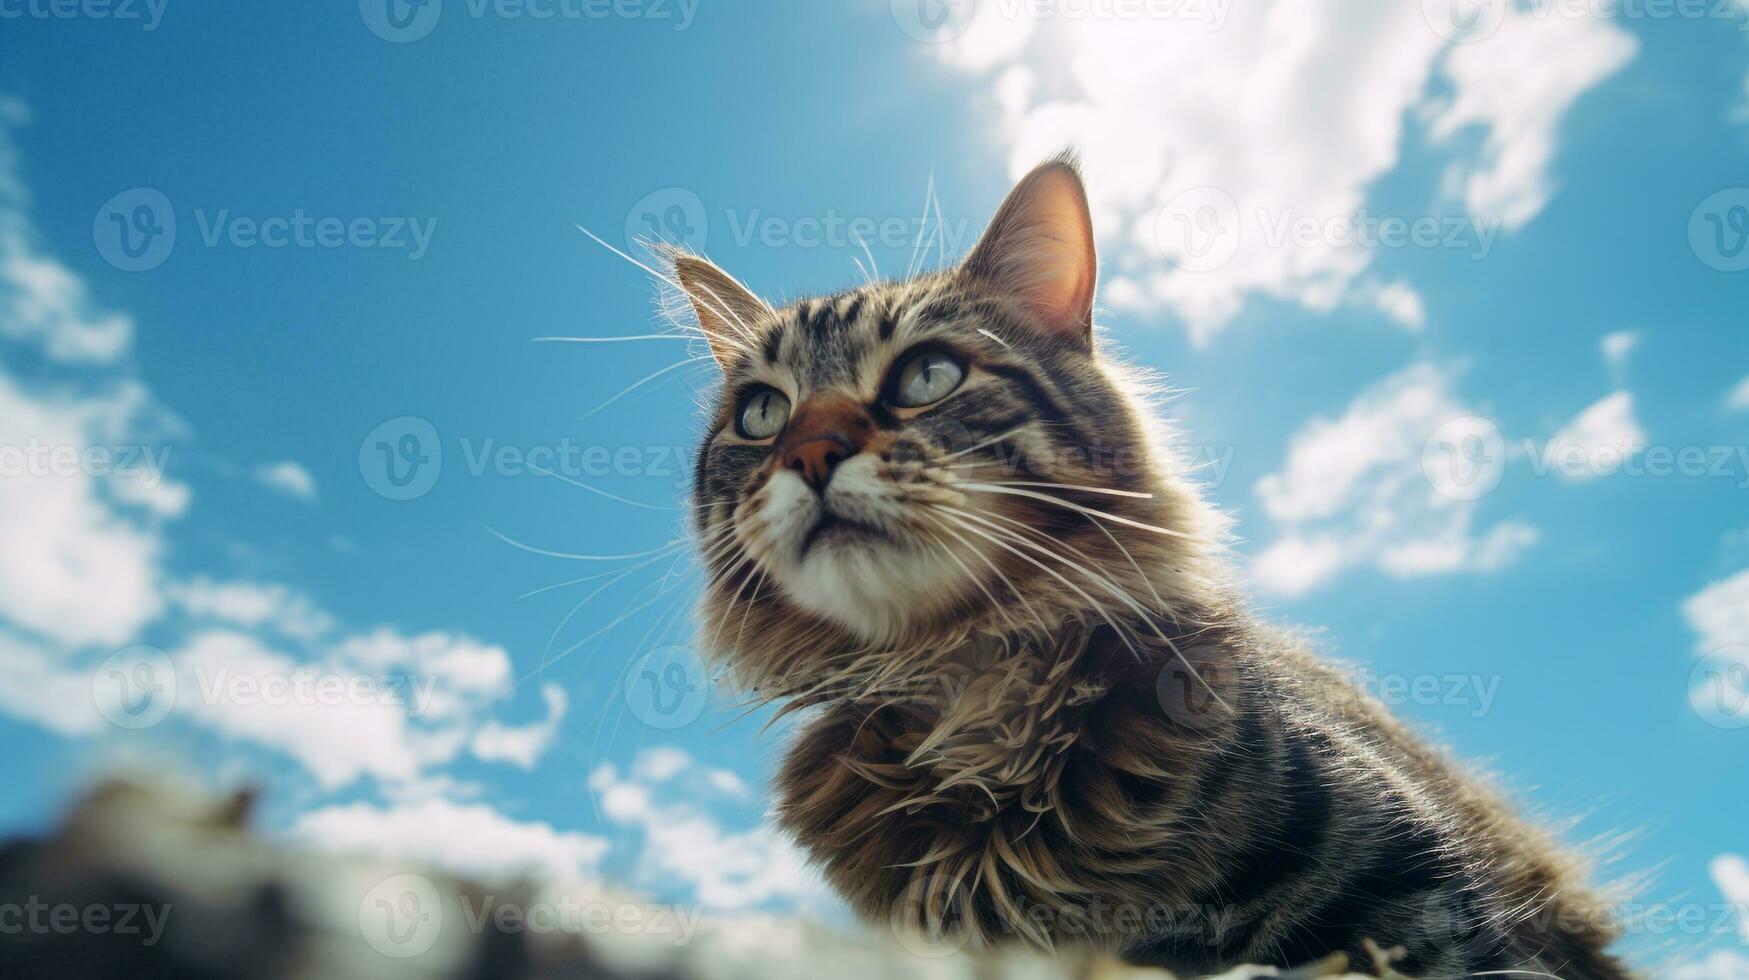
[
  {"xmin": 736, "ymin": 386, "xmax": 790, "ymax": 440},
  {"xmin": 890, "ymin": 349, "xmax": 965, "ymax": 408}
]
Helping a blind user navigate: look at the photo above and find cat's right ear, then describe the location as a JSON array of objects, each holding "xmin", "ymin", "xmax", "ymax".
[{"xmin": 667, "ymin": 250, "xmax": 770, "ymax": 367}]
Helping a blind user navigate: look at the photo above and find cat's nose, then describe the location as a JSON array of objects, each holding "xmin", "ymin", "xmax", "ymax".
[
  {"xmin": 782, "ymin": 436, "xmax": 855, "ymax": 492},
  {"xmin": 776, "ymin": 396, "xmax": 872, "ymax": 494}
]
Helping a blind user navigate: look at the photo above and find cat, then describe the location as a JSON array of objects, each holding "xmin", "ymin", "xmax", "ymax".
[{"xmin": 672, "ymin": 155, "xmax": 1634, "ymax": 979}]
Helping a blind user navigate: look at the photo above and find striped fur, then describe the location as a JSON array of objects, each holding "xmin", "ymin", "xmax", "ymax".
[{"xmin": 681, "ymin": 160, "xmax": 1633, "ymax": 979}]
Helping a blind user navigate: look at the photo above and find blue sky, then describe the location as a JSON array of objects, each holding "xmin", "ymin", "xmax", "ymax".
[{"xmin": 2, "ymin": 1, "xmax": 1748, "ymax": 972}]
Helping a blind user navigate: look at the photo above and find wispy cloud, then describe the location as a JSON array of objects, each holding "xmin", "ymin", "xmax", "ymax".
[
  {"xmin": 1544, "ymin": 391, "xmax": 1648, "ymax": 481},
  {"xmin": 293, "ymin": 796, "xmax": 610, "ymax": 883},
  {"xmin": 1726, "ymin": 374, "xmax": 1749, "ymax": 412},
  {"xmin": 1601, "ymin": 330, "xmax": 1640, "ymax": 372},
  {"xmin": 251, "ymin": 460, "xmax": 318, "ymax": 501},
  {"xmin": 1251, "ymin": 362, "xmax": 1535, "ymax": 596}
]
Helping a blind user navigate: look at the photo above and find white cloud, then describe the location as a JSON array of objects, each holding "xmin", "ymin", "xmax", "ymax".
[
  {"xmin": 470, "ymin": 684, "xmax": 568, "ymax": 768},
  {"xmin": 172, "ymin": 630, "xmax": 431, "ymax": 789},
  {"xmin": 1668, "ymin": 855, "xmax": 1749, "ymax": 978},
  {"xmin": 163, "ymin": 625, "xmax": 542, "ymax": 791},
  {"xmin": 1366, "ymin": 280, "xmax": 1427, "ymax": 332},
  {"xmin": 1542, "ymin": 391, "xmax": 1647, "ymax": 480},
  {"xmin": 0, "ymin": 238, "xmax": 133, "ymax": 364},
  {"xmin": 1429, "ymin": 9, "xmax": 1637, "ymax": 231},
  {"xmin": 0, "ymin": 115, "xmax": 187, "ymax": 766},
  {"xmin": 167, "ymin": 577, "xmax": 335, "ymax": 640},
  {"xmin": 0, "ymin": 99, "xmax": 574, "ymax": 841},
  {"xmin": 1715, "ymin": 854, "xmax": 1749, "ymax": 936},
  {"xmin": 918, "ymin": 2, "xmax": 1635, "ymax": 341},
  {"xmin": 1601, "ymin": 330, "xmax": 1640, "ymax": 371},
  {"xmin": 251, "ymin": 460, "xmax": 317, "ymax": 501},
  {"xmin": 333, "ymin": 627, "xmax": 513, "ymax": 720},
  {"xmin": 0, "ymin": 630, "xmax": 107, "ymax": 736},
  {"xmin": 0, "ymin": 373, "xmax": 172, "ymax": 649},
  {"xmin": 589, "ymin": 748, "xmax": 830, "ymax": 911},
  {"xmin": 1683, "ymin": 569, "xmax": 1749, "ymax": 656},
  {"xmin": 293, "ymin": 797, "xmax": 609, "ymax": 883},
  {"xmin": 1727, "ymin": 375, "xmax": 1749, "ymax": 412},
  {"xmin": 1251, "ymin": 363, "xmax": 1535, "ymax": 596}
]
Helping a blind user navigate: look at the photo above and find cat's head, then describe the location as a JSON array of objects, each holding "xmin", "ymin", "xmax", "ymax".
[{"xmin": 678, "ymin": 157, "xmax": 1224, "ymax": 695}]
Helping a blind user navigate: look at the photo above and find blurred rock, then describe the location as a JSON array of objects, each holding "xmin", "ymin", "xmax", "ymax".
[{"xmin": 0, "ymin": 779, "xmax": 1389, "ymax": 980}]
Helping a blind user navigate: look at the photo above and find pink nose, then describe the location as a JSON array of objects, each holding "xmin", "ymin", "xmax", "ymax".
[
  {"xmin": 781, "ymin": 436, "xmax": 855, "ymax": 491},
  {"xmin": 773, "ymin": 396, "xmax": 872, "ymax": 495}
]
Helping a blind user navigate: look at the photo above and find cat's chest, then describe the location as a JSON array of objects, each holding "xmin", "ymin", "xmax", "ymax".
[{"xmin": 772, "ymin": 645, "xmax": 1121, "ymax": 916}]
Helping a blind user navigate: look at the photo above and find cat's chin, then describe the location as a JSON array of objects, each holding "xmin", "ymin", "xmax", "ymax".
[{"xmin": 777, "ymin": 540, "xmax": 968, "ymax": 644}]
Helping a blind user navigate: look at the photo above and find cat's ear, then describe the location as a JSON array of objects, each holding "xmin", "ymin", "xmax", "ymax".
[
  {"xmin": 960, "ymin": 153, "xmax": 1097, "ymax": 347},
  {"xmin": 667, "ymin": 250, "xmax": 770, "ymax": 366}
]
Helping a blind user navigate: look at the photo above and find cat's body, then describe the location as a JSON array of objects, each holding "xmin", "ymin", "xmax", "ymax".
[{"xmin": 675, "ymin": 157, "xmax": 1632, "ymax": 978}]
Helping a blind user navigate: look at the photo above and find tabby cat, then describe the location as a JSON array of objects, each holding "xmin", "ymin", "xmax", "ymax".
[{"xmin": 674, "ymin": 156, "xmax": 1633, "ymax": 978}]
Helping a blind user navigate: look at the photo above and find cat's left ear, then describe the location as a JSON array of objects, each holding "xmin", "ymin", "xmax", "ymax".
[{"xmin": 959, "ymin": 153, "xmax": 1097, "ymax": 348}]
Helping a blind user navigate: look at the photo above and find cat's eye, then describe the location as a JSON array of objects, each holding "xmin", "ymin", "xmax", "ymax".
[
  {"xmin": 889, "ymin": 349, "xmax": 965, "ymax": 408},
  {"xmin": 736, "ymin": 386, "xmax": 791, "ymax": 440}
]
